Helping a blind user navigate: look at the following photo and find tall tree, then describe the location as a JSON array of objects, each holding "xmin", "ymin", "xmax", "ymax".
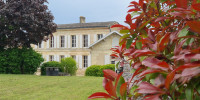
[{"xmin": 0, "ymin": 0, "xmax": 56, "ymax": 48}]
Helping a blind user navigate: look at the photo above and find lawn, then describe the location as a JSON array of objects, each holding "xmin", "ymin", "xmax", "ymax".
[{"xmin": 0, "ymin": 74, "xmax": 105, "ymax": 100}]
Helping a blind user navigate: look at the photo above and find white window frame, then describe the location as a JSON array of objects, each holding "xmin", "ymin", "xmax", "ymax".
[
  {"xmin": 50, "ymin": 36, "xmax": 54, "ymax": 48},
  {"xmin": 50, "ymin": 55, "xmax": 54, "ymax": 61},
  {"xmin": 60, "ymin": 36, "xmax": 65, "ymax": 48},
  {"xmin": 71, "ymin": 35, "xmax": 76, "ymax": 47},
  {"xmin": 83, "ymin": 35, "xmax": 88, "ymax": 47},
  {"xmin": 83, "ymin": 55, "xmax": 88, "ymax": 68},
  {"xmin": 97, "ymin": 34, "xmax": 103, "ymax": 40}
]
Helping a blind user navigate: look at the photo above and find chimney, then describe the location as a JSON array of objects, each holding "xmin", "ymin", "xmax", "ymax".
[{"xmin": 80, "ymin": 16, "xmax": 85, "ymax": 23}]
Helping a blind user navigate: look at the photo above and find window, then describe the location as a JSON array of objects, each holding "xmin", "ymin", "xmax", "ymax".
[
  {"xmin": 60, "ymin": 55, "xmax": 65, "ymax": 61},
  {"xmin": 60, "ymin": 36, "xmax": 65, "ymax": 48},
  {"xmin": 97, "ymin": 34, "xmax": 103, "ymax": 40},
  {"xmin": 71, "ymin": 35, "xmax": 76, "ymax": 47},
  {"xmin": 71, "ymin": 55, "xmax": 76, "ymax": 60},
  {"xmin": 38, "ymin": 43, "xmax": 41, "ymax": 48},
  {"xmin": 83, "ymin": 35, "xmax": 88, "ymax": 47},
  {"xmin": 111, "ymin": 61, "xmax": 115, "ymax": 64},
  {"xmin": 50, "ymin": 36, "xmax": 54, "ymax": 48},
  {"xmin": 83, "ymin": 55, "xmax": 88, "ymax": 68},
  {"xmin": 50, "ymin": 55, "xmax": 54, "ymax": 61}
]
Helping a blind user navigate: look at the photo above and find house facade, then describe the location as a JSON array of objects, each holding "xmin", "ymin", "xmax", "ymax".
[{"xmin": 32, "ymin": 16, "xmax": 121, "ymax": 69}]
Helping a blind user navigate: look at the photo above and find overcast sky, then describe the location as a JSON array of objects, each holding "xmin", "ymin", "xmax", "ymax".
[{"xmin": 47, "ymin": 0, "xmax": 134, "ymax": 25}]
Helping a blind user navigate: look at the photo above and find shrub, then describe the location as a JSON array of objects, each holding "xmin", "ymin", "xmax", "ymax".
[
  {"xmin": 0, "ymin": 47, "xmax": 44, "ymax": 74},
  {"xmin": 89, "ymin": 0, "xmax": 200, "ymax": 100},
  {"xmin": 97, "ymin": 64, "xmax": 115, "ymax": 77},
  {"xmin": 85, "ymin": 65, "xmax": 101, "ymax": 76},
  {"xmin": 85, "ymin": 64, "xmax": 115, "ymax": 77},
  {"xmin": 40, "ymin": 61, "xmax": 61, "ymax": 75},
  {"xmin": 60, "ymin": 57, "xmax": 77, "ymax": 76}
]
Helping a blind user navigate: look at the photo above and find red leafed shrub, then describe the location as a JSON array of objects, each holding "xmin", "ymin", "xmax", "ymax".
[{"xmin": 88, "ymin": 0, "xmax": 200, "ymax": 100}]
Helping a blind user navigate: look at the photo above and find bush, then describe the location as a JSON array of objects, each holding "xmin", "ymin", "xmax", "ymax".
[
  {"xmin": 0, "ymin": 47, "xmax": 44, "ymax": 74},
  {"xmin": 85, "ymin": 64, "xmax": 115, "ymax": 77},
  {"xmin": 61, "ymin": 57, "xmax": 77, "ymax": 76},
  {"xmin": 40, "ymin": 61, "xmax": 62, "ymax": 75},
  {"xmin": 85, "ymin": 65, "xmax": 101, "ymax": 76}
]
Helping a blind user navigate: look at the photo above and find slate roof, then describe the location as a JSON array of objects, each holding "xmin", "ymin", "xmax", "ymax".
[{"xmin": 57, "ymin": 21, "xmax": 118, "ymax": 29}]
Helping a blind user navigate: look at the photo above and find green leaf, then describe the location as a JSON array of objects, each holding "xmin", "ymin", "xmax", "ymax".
[
  {"xmin": 178, "ymin": 26, "xmax": 189, "ymax": 37},
  {"xmin": 131, "ymin": 11, "xmax": 140, "ymax": 17},
  {"xmin": 116, "ymin": 76, "xmax": 125, "ymax": 97},
  {"xmin": 186, "ymin": 86, "xmax": 193, "ymax": 100},
  {"xmin": 120, "ymin": 30, "xmax": 129, "ymax": 34},
  {"xmin": 135, "ymin": 41, "xmax": 142, "ymax": 49}
]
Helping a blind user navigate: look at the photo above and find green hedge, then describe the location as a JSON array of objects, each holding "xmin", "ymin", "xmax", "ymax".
[
  {"xmin": 40, "ymin": 61, "xmax": 62, "ymax": 75},
  {"xmin": 85, "ymin": 64, "xmax": 115, "ymax": 77},
  {"xmin": 0, "ymin": 47, "xmax": 44, "ymax": 74}
]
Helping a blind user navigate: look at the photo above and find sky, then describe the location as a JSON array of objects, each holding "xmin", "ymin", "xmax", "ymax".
[{"xmin": 47, "ymin": 0, "xmax": 134, "ymax": 25}]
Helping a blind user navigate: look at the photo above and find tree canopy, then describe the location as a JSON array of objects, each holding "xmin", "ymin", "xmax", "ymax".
[{"xmin": 0, "ymin": 0, "xmax": 57, "ymax": 48}]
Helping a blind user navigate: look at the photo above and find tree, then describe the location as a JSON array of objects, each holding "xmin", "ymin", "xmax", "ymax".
[
  {"xmin": 0, "ymin": 0, "xmax": 56, "ymax": 48},
  {"xmin": 0, "ymin": 47, "xmax": 44, "ymax": 74},
  {"xmin": 61, "ymin": 57, "xmax": 77, "ymax": 76},
  {"xmin": 88, "ymin": 0, "xmax": 200, "ymax": 100}
]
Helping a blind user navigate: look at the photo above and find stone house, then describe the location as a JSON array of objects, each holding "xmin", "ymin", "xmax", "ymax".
[{"xmin": 32, "ymin": 16, "xmax": 122, "ymax": 69}]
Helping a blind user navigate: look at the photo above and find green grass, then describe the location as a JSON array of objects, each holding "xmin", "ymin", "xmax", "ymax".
[{"xmin": 0, "ymin": 74, "xmax": 105, "ymax": 100}]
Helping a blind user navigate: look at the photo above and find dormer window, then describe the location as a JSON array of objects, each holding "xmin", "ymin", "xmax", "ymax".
[{"xmin": 97, "ymin": 34, "xmax": 103, "ymax": 40}]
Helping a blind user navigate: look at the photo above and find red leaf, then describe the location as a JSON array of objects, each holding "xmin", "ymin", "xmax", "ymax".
[
  {"xmin": 103, "ymin": 69, "xmax": 118, "ymax": 81},
  {"xmin": 165, "ymin": 71, "xmax": 175, "ymax": 89},
  {"xmin": 142, "ymin": 57, "xmax": 169, "ymax": 71},
  {"xmin": 110, "ymin": 54, "xmax": 118, "ymax": 58},
  {"xmin": 155, "ymin": 17, "xmax": 170, "ymax": 22},
  {"xmin": 159, "ymin": 33, "xmax": 170, "ymax": 52},
  {"xmin": 103, "ymin": 78, "xmax": 108, "ymax": 89},
  {"xmin": 88, "ymin": 92, "xmax": 113, "ymax": 99},
  {"xmin": 130, "ymin": 1, "xmax": 139, "ymax": 6},
  {"xmin": 140, "ymin": 69, "xmax": 164, "ymax": 77},
  {"xmin": 131, "ymin": 49, "xmax": 156, "ymax": 58},
  {"xmin": 154, "ymin": 74, "xmax": 165, "ymax": 87},
  {"xmin": 175, "ymin": 0, "xmax": 188, "ymax": 9},
  {"xmin": 111, "ymin": 24, "xmax": 129, "ymax": 29},
  {"xmin": 129, "ymin": 67, "xmax": 142, "ymax": 83},
  {"xmin": 174, "ymin": 39, "xmax": 187, "ymax": 55},
  {"xmin": 115, "ymin": 72, "xmax": 123, "ymax": 89},
  {"xmin": 105, "ymin": 80, "xmax": 117, "ymax": 97},
  {"xmin": 175, "ymin": 61, "xmax": 200, "ymax": 71},
  {"xmin": 137, "ymin": 82, "xmax": 163, "ymax": 94},
  {"xmin": 144, "ymin": 94, "xmax": 161, "ymax": 100},
  {"xmin": 125, "ymin": 14, "xmax": 132, "ymax": 25},
  {"xmin": 128, "ymin": 8, "xmax": 141, "ymax": 12},
  {"xmin": 191, "ymin": 47, "xmax": 200, "ymax": 53},
  {"xmin": 120, "ymin": 82, "xmax": 127, "ymax": 97},
  {"xmin": 186, "ymin": 21, "xmax": 200, "ymax": 34},
  {"xmin": 181, "ymin": 67, "xmax": 200, "ymax": 77},
  {"xmin": 192, "ymin": 3, "xmax": 200, "ymax": 11},
  {"xmin": 173, "ymin": 53, "xmax": 200, "ymax": 61}
]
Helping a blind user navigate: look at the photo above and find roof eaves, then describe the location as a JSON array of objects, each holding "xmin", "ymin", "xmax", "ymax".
[{"xmin": 88, "ymin": 31, "xmax": 122, "ymax": 48}]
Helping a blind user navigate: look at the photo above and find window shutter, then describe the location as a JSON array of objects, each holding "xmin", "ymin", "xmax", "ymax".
[
  {"xmin": 94, "ymin": 34, "xmax": 97, "ymax": 42},
  {"xmin": 76, "ymin": 35, "xmax": 79, "ymax": 48},
  {"xmin": 88, "ymin": 34, "xmax": 90, "ymax": 46},
  {"xmin": 57, "ymin": 36, "xmax": 60, "ymax": 48},
  {"xmin": 68, "ymin": 35, "xmax": 70, "ymax": 48},
  {"xmin": 46, "ymin": 55, "xmax": 49, "ymax": 62},
  {"xmin": 47, "ymin": 40, "xmax": 49, "ymax": 48},
  {"xmin": 104, "ymin": 55, "xmax": 110, "ymax": 64},
  {"xmin": 88, "ymin": 54, "xmax": 91, "ymax": 67},
  {"xmin": 79, "ymin": 55, "xmax": 82, "ymax": 69},
  {"xmin": 80, "ymin": 35, "xmax": 82, "ymax": 48},
  {"xmin": 54, "ymin": 36, "xmax": 57, "ymax": 48},
  {"xmin": 65, "ymin": 35, "xmax": 67, "ymax": 48}
]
